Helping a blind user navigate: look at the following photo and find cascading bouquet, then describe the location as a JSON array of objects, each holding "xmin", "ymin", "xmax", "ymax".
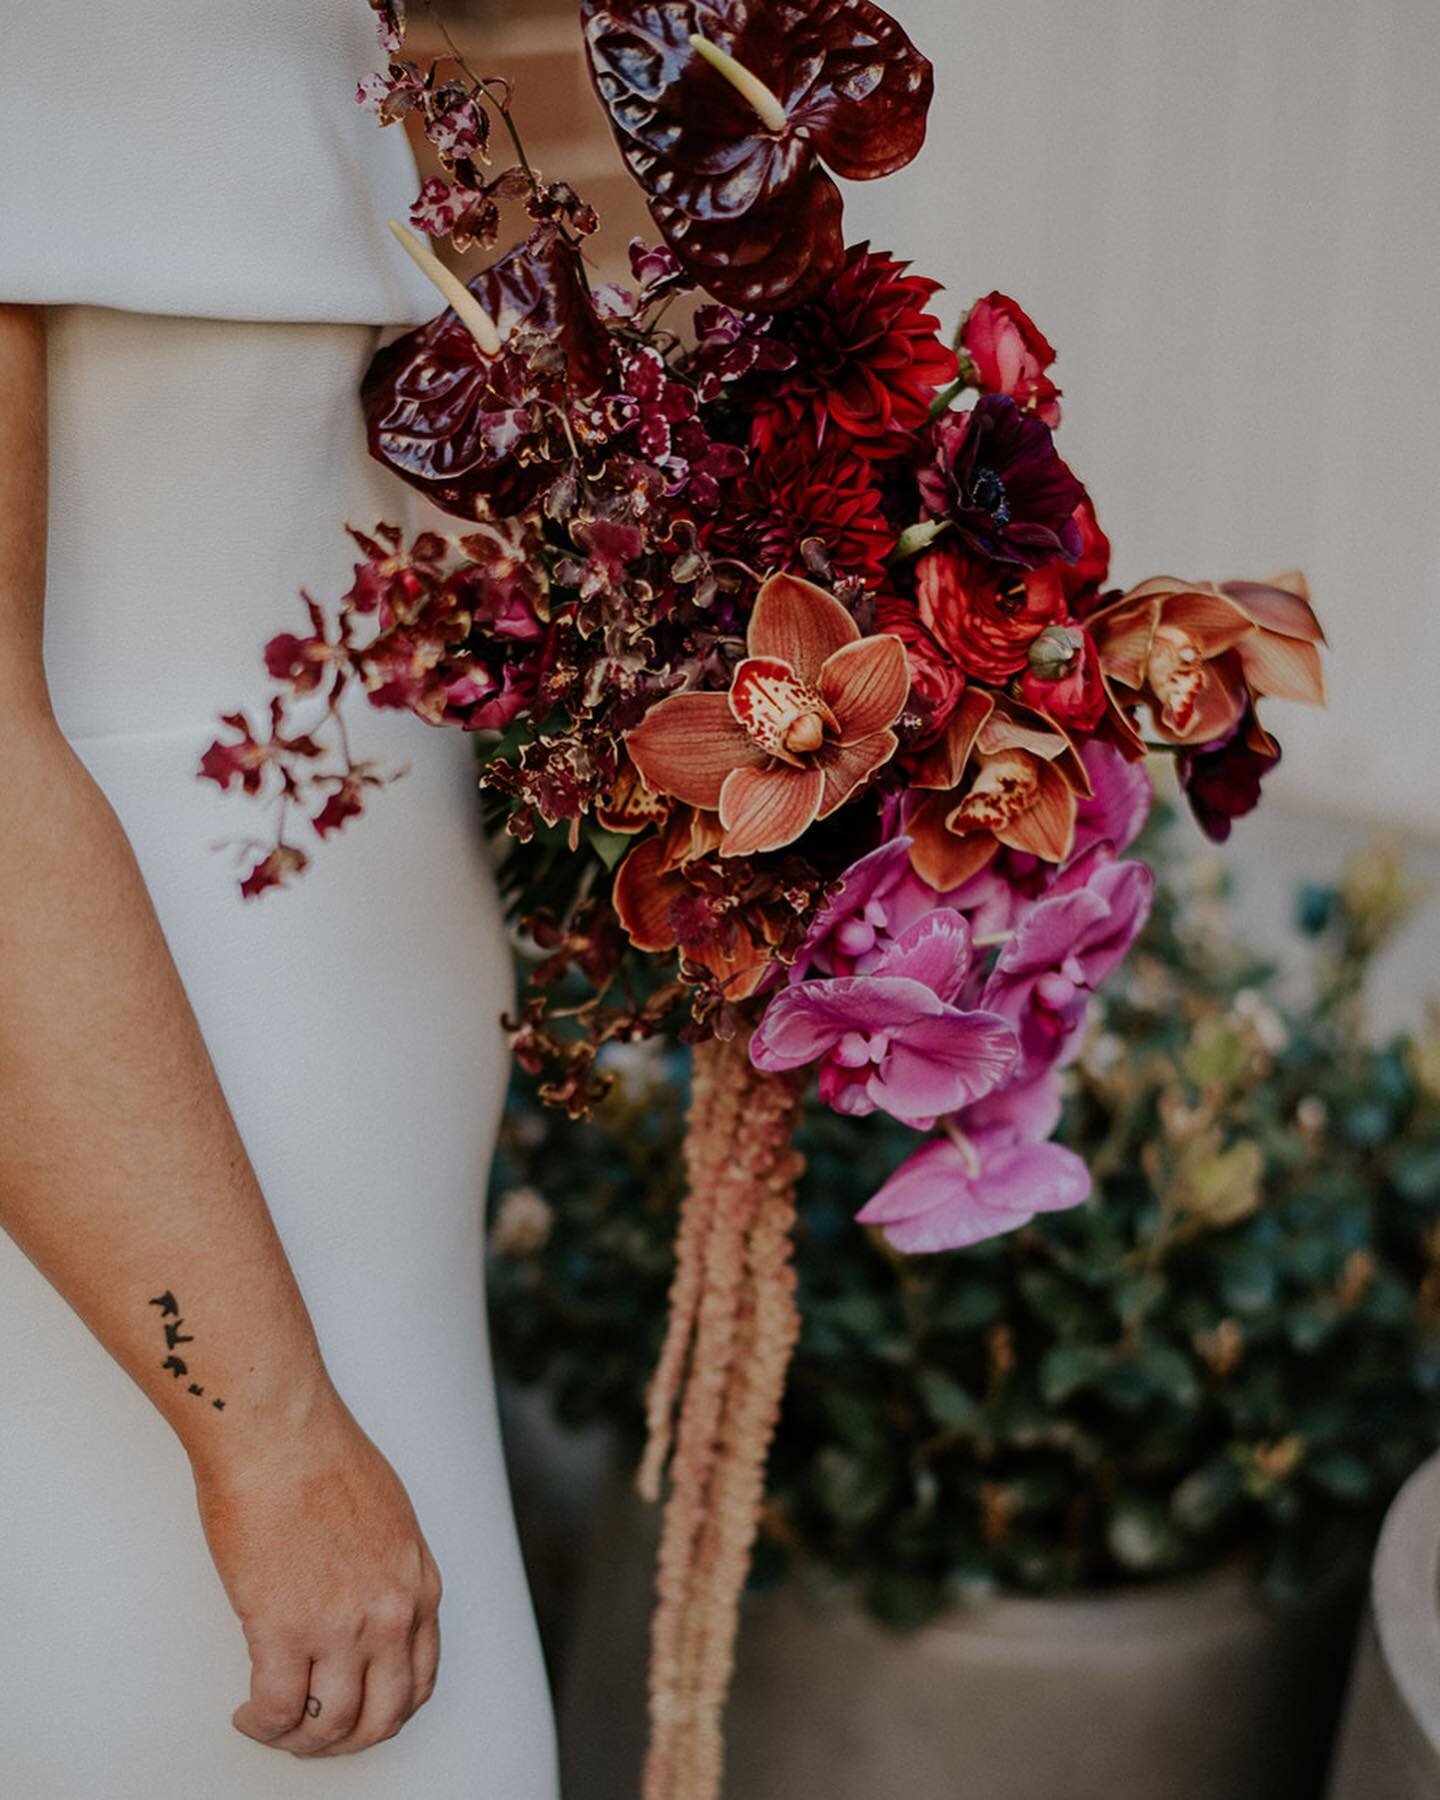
[{"xmin": 201, "ymin": 2, "xmax": 1328, "ymax": 1794}]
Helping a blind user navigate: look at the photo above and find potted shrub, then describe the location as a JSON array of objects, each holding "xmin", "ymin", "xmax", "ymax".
[{"xmin": 487, "ymin": 825, "xmax": 1440, "ymax": 1800}]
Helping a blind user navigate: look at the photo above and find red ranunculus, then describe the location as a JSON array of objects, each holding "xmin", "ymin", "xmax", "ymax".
[
  {"xmin": 1060, "ymin": 495, "xmax": 1111, "ymax": 612},
  {"xmin": 751, "ymin": 245, "xmax": 958, "ymax": 461},
  {"xmin": 1016, "ymin": 624, "xmax": 1108, "ymax": 731},
  {"xmin": 914, "ymin": 546, "xmax": 1067, "ymax": 685},
  {"xmin": 874, "ymin": 593, "xmax": 965, "ymax": 742},
  {"xmin": 959, "ymin": 292, "xmax": 1061, "ymax": 428}
]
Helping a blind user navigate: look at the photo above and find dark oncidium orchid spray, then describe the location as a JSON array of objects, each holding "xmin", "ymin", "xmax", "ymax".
[{"xmin": 201, "ymin": 4, "xmax": 1328, "ymax": 1794}]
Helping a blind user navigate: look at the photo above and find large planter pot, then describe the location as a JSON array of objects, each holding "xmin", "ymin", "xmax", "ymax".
[
  {"xmin": 1326, "ymin": 1450, "xmax": 1440, "ymax": 1800},
  {"xmin": 559, "ymin": 1470, "xmax": 1361, "ymax": 1800}
]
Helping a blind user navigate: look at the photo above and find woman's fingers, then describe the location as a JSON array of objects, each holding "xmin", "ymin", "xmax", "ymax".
[
  {"xmin": 232, "ymin": 1641, "xmax": 312, "ymax": 1745},
  {"xmin": 413, "ymin": 1613, "xmax": 441, "ymax": 1711},
  {"xmin": 259, "ymin": 1654, "xmax": 366, "ymax": 1755},
  {"xmin": 304, "ymin": 1644, "xmax": 416, "ymax": 1757}
]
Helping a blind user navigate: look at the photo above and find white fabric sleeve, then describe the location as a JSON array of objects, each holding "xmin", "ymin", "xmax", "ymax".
[{"xmin": 0, "ymin": 0, "xmax": 439, "ymax": 325}]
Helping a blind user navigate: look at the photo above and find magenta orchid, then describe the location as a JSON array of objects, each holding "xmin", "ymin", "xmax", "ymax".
[
  {"xmin": 981, "ymin": 851, "xmax": 1153, "ymax": 1072},
  {"xmin": 855, "ymin": 1125, "xmax": 1091, "ymax": 1253},
  {"xmin": 750, "ymin": 912, "xmax": 1017, "ymax": 1126}
]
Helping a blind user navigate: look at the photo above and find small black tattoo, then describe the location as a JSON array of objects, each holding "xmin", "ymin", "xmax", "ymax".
[
  {"xmin": 147, "ymin": 1290, "xmax": 226, "ymax": 1412},
  {"xmin": 305, "ymin": 1695, "xmax": 322, "ymax": 1719}
]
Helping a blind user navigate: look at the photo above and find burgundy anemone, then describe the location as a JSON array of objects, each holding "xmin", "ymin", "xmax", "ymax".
[
  {"xmin": 580, "ymin": 0, "xmax": 933, "ymax": 309},
  {"xmin": 920, "ymin": 395, "xmax": 1086, "ymax": 569}
]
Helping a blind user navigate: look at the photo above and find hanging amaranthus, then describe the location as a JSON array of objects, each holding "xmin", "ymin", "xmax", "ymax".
[{"xmin": 639, "ymin": 1034, "xmax": 805, "ymax": 1800}]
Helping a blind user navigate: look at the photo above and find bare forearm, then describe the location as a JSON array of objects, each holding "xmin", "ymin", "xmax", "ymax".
[{"xmin": 0, "ymin": 720, "xmax": 331, "ymax": 1469}]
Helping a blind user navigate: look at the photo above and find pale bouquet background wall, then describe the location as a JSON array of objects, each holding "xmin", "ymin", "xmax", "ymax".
[{"xmin": 852, "ymin": 0, "xmax": 1440, "ymax": 839}]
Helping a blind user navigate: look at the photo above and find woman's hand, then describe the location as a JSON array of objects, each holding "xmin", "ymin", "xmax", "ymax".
[{"xmin": 192, "ymin": 1388, "xmax": 442, "ymax": 1758}]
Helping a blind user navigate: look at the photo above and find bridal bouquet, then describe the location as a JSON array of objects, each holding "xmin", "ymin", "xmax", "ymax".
[{"xmin": 203, "ymin": 3, "xmax": 1327, "ymax": 1794}]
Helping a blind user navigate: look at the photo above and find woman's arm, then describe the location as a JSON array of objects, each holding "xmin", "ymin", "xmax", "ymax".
[{"xmin": 0, "ymin": 304, "xmax": 441, "ymax": 1758}]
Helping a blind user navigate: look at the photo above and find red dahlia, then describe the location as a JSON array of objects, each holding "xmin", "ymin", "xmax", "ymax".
[
  {"xmin": 752, "ymin": 245, "xmax": 958, "ymax": 460},
  {"xmin": 707, "ymin": 427, "xmax": 893, "ymax": 584}
]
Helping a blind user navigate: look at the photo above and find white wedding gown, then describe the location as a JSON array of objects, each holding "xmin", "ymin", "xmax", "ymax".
[{"xmin": 0, "ymin": 4, "xmax": 559, "ymax": 1794}]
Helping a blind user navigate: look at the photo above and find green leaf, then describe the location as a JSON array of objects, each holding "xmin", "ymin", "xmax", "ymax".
[
  {"xmin": 929, "ymin": 1281, "xmax": 1005, "ymax": 1331},
  {"xmin": 1020, "ymin": 1269, "xmax": 1100, "ymax": 1338},
  {"xmin": 1306, "ymin": 1450, "xmax": 1373, "ymax": 1503},
  {"xmin": 1135, "ymin": 1343, "xmax": 1202, "ymax": 1409},
  {"xmin": 582, "ymin": 822, "xmax": 633, "ymax": 871},
  {"xmin": 866, "ymin": 1569, "xmax": 947, "ymax": 1633},
  {"xmin": 811, "ymin": 1447, "xmax": 894, "ymax": 1527},
  {"xmin": 1171, "ymin": 1459, "xmax": 1242, "ymax": 1532},
  {"xmin": 914, "ymin": 1367, "xmax": 981, "ymax": 1433},
  {"xmin": 1038, "ymin": 1344, "xmax": 1110, "ymax": 1406},
  {"xmin": 1391, "ymin": 1145, "xmax": 1440, "ymax": 1206},
  {"xmin": 1216, "ymin": 1244, "xmax": 1279, "ymax": 1315},
  {"xmin": 818, "ymin": 1388, "xmax": 887, "ymax": 1452}
]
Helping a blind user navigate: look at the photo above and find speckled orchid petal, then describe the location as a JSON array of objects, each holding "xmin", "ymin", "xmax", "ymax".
[
  {"xmin": 581, "ymin": 0, "xmax": 933, "ymax": 309},
  {"xmin": 1222, "ymin": 576, "xmax": 1327, "ymax": 706},
  {"xmin": 815, "ymin": 729, "xmax": 897, "ymax": 817},
  {"xmin": 906, "ymin": 795, "xmax": 1000, "ymax": 890},
  {"xmin": 613, "ymin": 834, "xmax": 685, "ymax": 950},
  {"xmin": 989, "ymin": 761, "xmax": 1077, "ymax": 864}
]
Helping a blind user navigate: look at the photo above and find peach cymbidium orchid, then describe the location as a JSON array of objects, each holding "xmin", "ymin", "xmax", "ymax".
[
  {"xmin": 611, "ymin": 806, "xmax": 789, "ymax": 1001},
  {"xmin": 625, "ymin": 572, "xmax": 910, "ymax": 858},
  {"xmin": 1088, "ymin": 571, "xmax": 1326, "ymax": 746},
  {"xmin": 904, "ymin": 687, "xmax": 1089, "ymax": 890}
]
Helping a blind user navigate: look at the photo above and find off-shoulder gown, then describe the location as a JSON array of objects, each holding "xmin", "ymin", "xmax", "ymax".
[{"xmin": 0, "ymin": 4, "xmax": 558, "ymax": 1793}]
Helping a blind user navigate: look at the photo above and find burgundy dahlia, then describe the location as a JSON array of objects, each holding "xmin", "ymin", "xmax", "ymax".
[
  {"xmin": 920, "ymin": 394, "xmax": 1086, "ymax": 569},
  {"xmin": 707, "ymin": 425, "xmax": 892, "ymax": 583},
  {"xmin": 750, "ymin": 245, "xmax": 958, "ymax": 460}
]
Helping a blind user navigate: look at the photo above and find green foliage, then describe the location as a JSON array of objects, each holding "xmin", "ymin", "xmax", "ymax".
[{"xmin": 486, "ymin": 826, "xmax": 1440, "ymax": 1624}]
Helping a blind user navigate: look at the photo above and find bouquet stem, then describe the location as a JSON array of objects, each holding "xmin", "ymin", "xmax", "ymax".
[{"xmin": 638, "ymin": 1030, "xmax": 806, "ymax": 1800}]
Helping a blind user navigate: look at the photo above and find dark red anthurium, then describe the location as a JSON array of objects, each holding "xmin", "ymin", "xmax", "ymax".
[
  {"xmin": 580, "ymin": 0, "xmax": 933, "ymax": 310},
  {"xmin": 361, "ymin": 227, "xmax": 610, "ymax": 518}
]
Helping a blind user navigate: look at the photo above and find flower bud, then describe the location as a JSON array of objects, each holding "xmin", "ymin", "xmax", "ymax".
[{"xmin": 1026, "ymin": 623, "xmax": 1083, "ymax": 678}]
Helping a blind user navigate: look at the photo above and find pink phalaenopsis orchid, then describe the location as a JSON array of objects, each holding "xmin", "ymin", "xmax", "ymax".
[
  {"xmin": 980, "ymin": 851, "xmax": 1154, "ymax": 1073},
  {"xmin": 750, "ymin": 911, "xmax": 1017, "ymax": 1127},
  {"xmin": 855, "ymin": 1123, "xmax": 1091, "ymax": 1253}
]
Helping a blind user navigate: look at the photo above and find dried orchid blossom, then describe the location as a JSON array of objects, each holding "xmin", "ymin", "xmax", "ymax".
[{"xmin": 202, "ymin": 6, "xmax": 1331, "ymax": 1797}]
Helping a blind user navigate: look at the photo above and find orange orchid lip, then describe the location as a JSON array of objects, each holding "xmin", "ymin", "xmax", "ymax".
[{"xmin": 904, "ymin": 696, "xmax": 1086, "ymax": 888}]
